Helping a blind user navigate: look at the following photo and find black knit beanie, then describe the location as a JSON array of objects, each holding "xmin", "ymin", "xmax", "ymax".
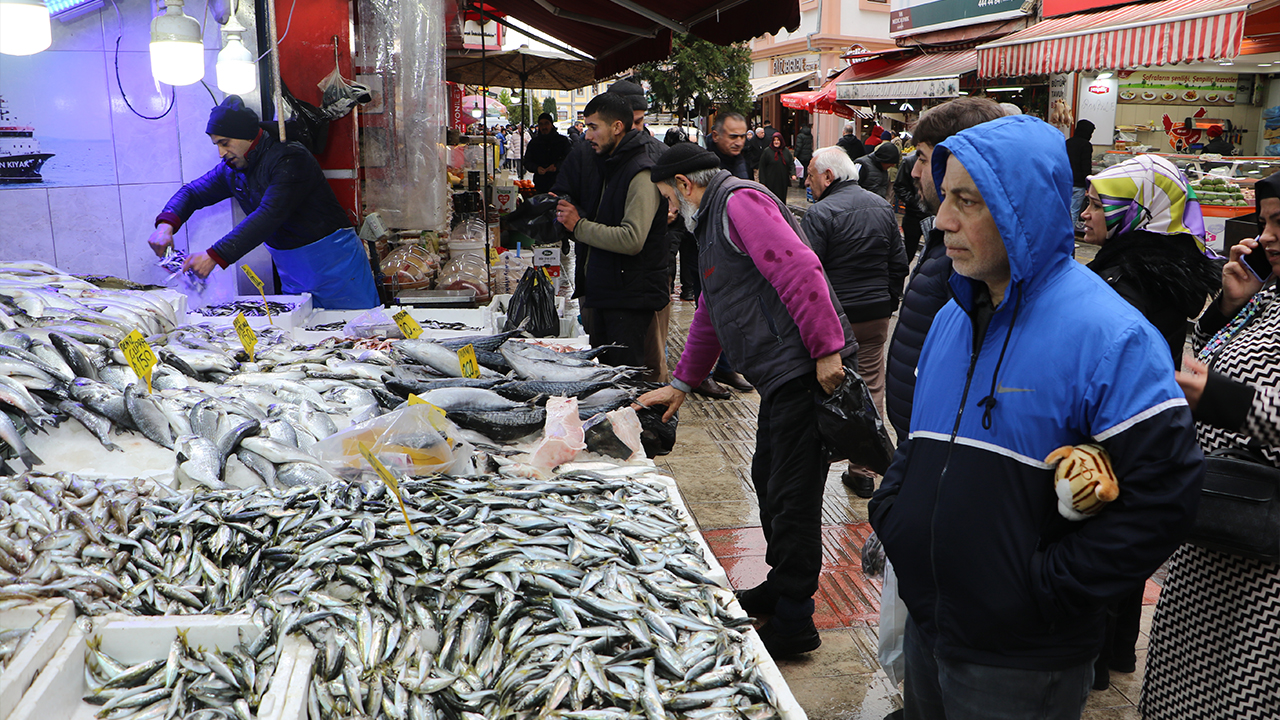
[
  {"xmin": 607, "ymin": 79, "xmax": 648, "ymax": 112},
  {"xmin": 206, "ymin": 95, "xmax": 260, "ymax": 140},
  {"xmin": 651, "ymin": 142, "xmax": 721, "ymax": 182}
]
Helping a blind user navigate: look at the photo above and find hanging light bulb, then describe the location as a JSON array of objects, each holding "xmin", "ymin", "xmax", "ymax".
[
  {"xmin": 0, "ymin": 0, "xmax": 52, "ymax": 56},
  {"xmin": 150, "ymin": 0, "xmax": 204, "ymax": 86},
  {"xmin": 217, "ymin": 12, "xmax": 255, "ymax": 94}
]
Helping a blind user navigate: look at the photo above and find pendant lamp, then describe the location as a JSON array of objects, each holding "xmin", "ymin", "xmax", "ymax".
[
  {"xmin": 216, "ymin": 13, "xmax": 255, "ymax": 94},
  {"xmin": 0, "ymin": 0, "xmax": 53, "ymax": 56},
  {"xmin": 150, "ymin": 0, "xmax": 204, "ymax": 86}
]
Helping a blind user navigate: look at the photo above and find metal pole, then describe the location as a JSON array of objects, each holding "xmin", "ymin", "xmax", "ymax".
[{"xmin": 481, "ymin": 19, "xmax": 492, "ymax": 299}]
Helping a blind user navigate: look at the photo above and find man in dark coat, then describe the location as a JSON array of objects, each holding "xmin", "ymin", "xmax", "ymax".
[
  {"xmin": 794, "ymin": 124, "xmax": 814, "ymax": 169},
  {"xmin": 894, "ymin": 150, "xmax": 928, "ymax": 261},
  {"xmin": 1065, "ymin": 119, "xmax": 1095, "ymax": 229},
  {"xmin": 147, "ymin": 95, "xmax": 377, "ymax": 309},
  {"xmin": 523, "ymin": 113, "xmax": 572, "ymax": 193},
  {"xmin": 707, "ymin": 111, "xmax": 750, "ymax": 179},
  {"xmin": 855, "ymin": 142, "xmax": 900, "ymax": 200},
  {"xmin": 837, "ymin": 121, "xmax": 865, "ymax": 163}
]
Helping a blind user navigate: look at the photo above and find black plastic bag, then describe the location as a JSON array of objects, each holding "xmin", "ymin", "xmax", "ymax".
[
  {"xmin": 503, "ymin": 193, "xmax": 570, "ymax": 246},
  {"xmin": 634, "ymin": 403, "xmax": 678, "ymax": 457},
  {"xmin": 504, "ymin": 267, "xmax": 558, "ymax": 337},
  {"xmin": 816, "ymin": 364, "xmax": 895, "ymax": 473}
]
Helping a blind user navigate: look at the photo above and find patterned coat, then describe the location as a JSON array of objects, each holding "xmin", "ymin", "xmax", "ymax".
[{"xmin": 1142, "ymin": 283, "xmax": 1280, "ymax": 718}]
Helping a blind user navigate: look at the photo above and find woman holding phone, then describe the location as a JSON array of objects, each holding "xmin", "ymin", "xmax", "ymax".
[
  {"xmin": 1078, "ymin": 154, "xmax": 1220, "ymax": 692},
  {"xmin": 1140, "ymin": 171, "xmax": 1280, "ymax": 719}
]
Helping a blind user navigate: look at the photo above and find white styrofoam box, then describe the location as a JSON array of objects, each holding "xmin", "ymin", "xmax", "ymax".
[
  {"xmin": 292, "ymin": 307, "xmax": 493, "ymax": 344},
  {"xmin": 0, "ymin": 600, "xmax": 74, "ymax": 720},
  {"xmin": 185, "ymin": 293, "xmax": 313, "ymax": 331},
  {"xmin": 10, "ymin": 614, "xmax": 311, "ymax": 720}
]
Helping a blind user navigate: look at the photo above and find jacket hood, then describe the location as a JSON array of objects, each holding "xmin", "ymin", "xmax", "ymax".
[{"xmin": 932, "ymin": 115, "xmax": 1074, "ymax": 301}]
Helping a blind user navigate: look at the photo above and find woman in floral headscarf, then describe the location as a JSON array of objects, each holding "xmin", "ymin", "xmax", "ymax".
[
  {"xmin": 1141, "ymin": 171, "xmax": 1280, "ymax": 719},
  {"xmin": 1079, "ymin": 154, "xmax": 1220, "ymax": 693}
]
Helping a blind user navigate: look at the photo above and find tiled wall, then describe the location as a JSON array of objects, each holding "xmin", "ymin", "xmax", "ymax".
[{"xmin": 0, "ymin": 0, "xmax": 262, "ymax": 297}]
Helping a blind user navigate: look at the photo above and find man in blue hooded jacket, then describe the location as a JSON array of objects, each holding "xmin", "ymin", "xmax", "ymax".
[{"xmin": 868, "ymin": 115, "xmax": 1203, "ymax": 719}]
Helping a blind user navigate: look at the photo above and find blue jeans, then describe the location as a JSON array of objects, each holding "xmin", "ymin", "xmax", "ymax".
[
  {"xmin": 1069, "ymin": 186, "xmax": 1087, "ymax": 228},
  {"xmin": 903, "ymin": 616, "xmax": 1092, "ymax": 720}
]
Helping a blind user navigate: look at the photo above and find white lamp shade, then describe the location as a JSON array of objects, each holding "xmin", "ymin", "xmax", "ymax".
[
  {"xmin": 0, "ymin": 0, "xmax": 52, "ymax": 56},
  {"xmin": 150, "ymin": 1, "xmax": 204, "ymax": 86},
  {"xmin": 217, "ymin": 36, "xmax": 256, "ymax": 94}
]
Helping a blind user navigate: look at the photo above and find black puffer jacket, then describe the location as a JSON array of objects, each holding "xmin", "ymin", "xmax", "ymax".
[
  {"xmin": 1087, "ymin": 230, "xmax": 1220, "ymax": 370},
  {"xmin": 884, "ymin": 222, "xmax": 950, "ymax": 440},
  {"xmin": 157, "ymin": 130, "xmax": 350, "ymax": 266},
  {"xmin": 855, "ymin": 155, "xmax": 891, "ymax": 200},
  {"xmin": 794, "ymin": 127, "xmax": 813, "ymax": 165},
  {"xmin": 800, "ymin": 179, "xmax": 908, "ymax": 322}
]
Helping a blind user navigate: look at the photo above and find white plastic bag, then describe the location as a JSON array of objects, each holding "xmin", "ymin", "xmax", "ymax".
[
  {"xmin": 344, "ymin": 307, "xmax": 401, "ymax": 339},
  {"xmin": 530, "ymin": 396, "xmax": 585, "ymax": 469},
  {"xmin": 794, "ymin": 158, "xmax": 804, "ymax": 179},
  {"xmin": 878, "ymin": 559, "xmax": 907, "ymax": 686}
]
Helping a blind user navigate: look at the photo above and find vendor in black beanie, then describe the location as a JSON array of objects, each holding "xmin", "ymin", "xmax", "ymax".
[{"xmin": 145, "ymin": 95, "xmax": 378, "ymax": 309}]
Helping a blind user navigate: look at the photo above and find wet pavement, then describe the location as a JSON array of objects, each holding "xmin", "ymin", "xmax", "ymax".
[{"xmin": 656, "ymin": 225, "xmax": 1150, "ymax": 719}]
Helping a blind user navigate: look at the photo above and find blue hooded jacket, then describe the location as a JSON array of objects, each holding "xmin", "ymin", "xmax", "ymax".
[{"xmin": 868, "ymin": 115, "xmax": 1204, "ymax": 671}]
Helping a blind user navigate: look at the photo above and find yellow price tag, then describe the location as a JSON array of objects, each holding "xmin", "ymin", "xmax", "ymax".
[
  {"xmin": 233, "ymin": 313, "xmax": 257, "ymax": 363},
  {"xmin": 240, "ymin": 264, "xmax": 273, "ymax": 326},
  {"xmin": 457, "ymin": 344, "xmax": 481, "ymax": 379},
  {"xmin": 357, "ymin": 442, "xmax": 415, "ymax": 534},
  {"xmin": 393, "ymin": 308, "xmax": 423, "ymax": 340},
  {"xmin": 117, "ymin": 330, "xmax": 157, "ymax": 394}
]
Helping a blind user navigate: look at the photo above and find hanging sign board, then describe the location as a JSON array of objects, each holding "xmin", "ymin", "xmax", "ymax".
[
  {"xmin": 1077, "ymin": 76, "xmax": 1117, "ymax": 148},
  {"xmin": 837, "ymin": 76, "xmax": 960, "ymax": 101},
  {"xmin": 1117, "ymin": 71, "xmax": 1238, "ymax": 107},
  {"xmin": 890, "ymin": 0, "xmax": 1028, "ymax": 38}
]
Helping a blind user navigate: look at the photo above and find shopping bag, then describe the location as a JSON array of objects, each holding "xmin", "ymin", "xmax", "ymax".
[
  {"xmin": 502, "ymin": 193, "xmax": 571, "ymax": 246},
  {"xmin": 504, "ymin": 267, "xmax": 559, "ymax": 337},
  {"xmin": 878, "ymin": 559, "xmax": 907, "ymax": 686},
  {"xmin": 815, "ymin": 363, "xmax": 895, "ymax": 473}
]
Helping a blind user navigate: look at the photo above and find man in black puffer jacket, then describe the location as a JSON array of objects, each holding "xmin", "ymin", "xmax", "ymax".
[
  {"xmin": 855, "ymin": 141, "xmax": 900, "ymax": 200},
  {"xmin": 883, "ymin": 97, "xmax": 1006, "ymax": 441}
]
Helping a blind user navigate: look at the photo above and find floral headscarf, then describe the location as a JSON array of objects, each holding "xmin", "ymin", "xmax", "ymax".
[{"xmin": 1087, "ymin": 154, "xmax": 1206, "ymax": 250}]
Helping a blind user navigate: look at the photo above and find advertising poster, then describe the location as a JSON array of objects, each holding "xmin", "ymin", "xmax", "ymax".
[
  {"xmin": 1048, "ymin": 72, "xmax": 1077, "ymax": 139},
  {"xmin": 1077, "ymin": 76, "xmax": 1117, "ymax": 147},
  {"xmin": 889, "ymin": 0, "xmax": 1028, "ymax": 37},
  {"xmin": 1117, "ymin": 71, "xmax": 1238, "ymax": 107}
]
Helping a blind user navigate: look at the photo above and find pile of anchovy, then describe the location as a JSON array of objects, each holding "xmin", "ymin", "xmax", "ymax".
[
  {"xmin": 84, "ymin": 629, "xmax": 276, "ymax": 720},
  {"xmin": 197, "ymin": 301, "xmax": 298, "ymax": 318},
  {"xmin": 0, "ymin": 468, "xmax": 782, "ymax": 720}
]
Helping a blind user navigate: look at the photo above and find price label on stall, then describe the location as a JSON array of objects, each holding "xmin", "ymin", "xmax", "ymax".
[
  {"xmin": 357, "ymin": 442, "xmax": 415, "ymax": 535},
  {"xmin": 118, "ymin": 330, "xmax": 157, "ymax": 394},
  {"xmin": 457, "ymin": 344, "xmax": 481, "ymax": 379},
  {"xmin": 392, "ymin": 308, "xmax": 423, "ymax": 339},
  {"xmin": 240, "ymin": 264, "xmax": 273, "ymax": 325},
  {"xmin": 233, "ymin": 313, "xmax": 257, "ymax": 363}
]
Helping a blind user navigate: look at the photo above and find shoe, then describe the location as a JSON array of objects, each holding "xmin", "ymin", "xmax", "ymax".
[
  {"xmin": 842, "ymin": 467, "xmax": 876, "ymax": 498},
  {"xmin": 1092, "ymin": 666, "xmax": 1111, "ymax": 691},
  {"xmin": 1109, "ymin": 655, "xmax": 1137, "ymax": 674},
  {"xmin": 679, "ymin": 290, "xmax": 697, "ymax": 301},
  {"xmin": 712, "ymin": 369, "xmax": 753, "ymax": 392},
  {"xmin": 734, "ymin": 583, "xmax": 778, "ymax": 617},
  {"xmin": 693, "ymin": 377, "xmax": 731, "ymax": 400},
  {"xmin": 757, "ymin": 616, "xmax": 821, "ymax": 658}
]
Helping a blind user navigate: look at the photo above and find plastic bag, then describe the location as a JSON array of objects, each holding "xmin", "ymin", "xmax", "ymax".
[
  {"xmin": 344, "ymin": 307, "xmax": 402, "ymax": 339},
  {"xmin": 502, "ymin": 193, "xmax": 570, "ymax": 246},
  {"xmin": 504, "ymin": 267, "xmax": 559, "ymax": 337},
  {"xmin": 318, "ymin": 64, "xmax": 372, "ymax": 121},
  {"xmin": 273, "ymin": 82, "xmax": 330, "ymax": 155},
  {"xmin": 878, "ymin": 560, "xmax": 907, "ymax": 686},
  {"xmin": 634, "ymin": 403, "xmax": 678, "ymax": 457},
  {"xmin": 310, "ymin": 404, "xmax": 472, "ymax": 480},
  {"xmin": 815, "ymin": 363, "xmax": 895, "ymax": 473},
  {"xmin": 530, "ymin": 396, "xmax": 585, "ymax": 469},
  {"xmin": 583, "ymin": 406, "xmax": 644, "ymax": 460},
  {"xmin": 861, "ymin": 531, "xmax": 886, "ymax": 579}
]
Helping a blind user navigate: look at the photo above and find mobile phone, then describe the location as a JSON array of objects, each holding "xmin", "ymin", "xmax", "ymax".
[{"xmin": 1243, "ymin": 240, "xmax": 1274, "ymax": 282}]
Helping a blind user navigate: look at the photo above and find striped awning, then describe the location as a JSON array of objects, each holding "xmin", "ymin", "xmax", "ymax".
[{"xmin": 976, "ymin": 0, "xmax": 1250, "ymax": 78}]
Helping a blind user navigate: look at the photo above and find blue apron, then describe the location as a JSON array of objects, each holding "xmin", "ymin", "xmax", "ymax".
[{"xmin": 270, "ymin": 228, "xmax": 379, "ymax": 310}]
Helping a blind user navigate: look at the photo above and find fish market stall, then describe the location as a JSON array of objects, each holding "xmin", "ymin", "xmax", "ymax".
[{"xmin": 0, "ymin": 261, "xmax": 806, "ymax": 720}]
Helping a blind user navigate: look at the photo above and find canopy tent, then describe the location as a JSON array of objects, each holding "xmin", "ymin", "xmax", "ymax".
[
  {"xmin": 835, "ymin": 50, "xmax": 977, "ymax": 101},
  {"xmin": 447, "ymin": 45, "xmax": 597, "ymax": 90},
  {"xmin": 781, "ymin": 68, "xmax": 862, "ymax": 120},
  {"xmin": 750, "ymin": 70, "xmax": 818, "ymax": 99},
  {"xmin": 467, "ymin": 0, "xmax": 801, "ymax": 78},
  {"xmin": 975, "ymin": 0, "xmax": 1250, "ymax": 77}
]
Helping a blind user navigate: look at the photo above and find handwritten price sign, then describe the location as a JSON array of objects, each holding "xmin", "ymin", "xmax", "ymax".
[
  {"xmin": 118, "ymin": 330, "xmax": 157, "ymax": 393},
  {"xmin": 357, "ymin": 442, "xmax": 415, "ymax": 535},
  {"xmin": 240, "ymin": 264, "xmax": 273, "ymax": 325},
  {"xmin": 457, "ymin": 344, "xmax": 481, "ymax": 379},
  {"xmin": 233, "ymin": 313, "xmax": 257, "ymax": 363},
  {"xmin": 392, "ymin": 308, "xmax": 423, "ymax": 339}
]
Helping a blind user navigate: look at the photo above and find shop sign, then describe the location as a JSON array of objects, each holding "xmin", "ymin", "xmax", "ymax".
[
  {"xmin": 1048, "ymin": 72, "xmax": 1076, "ymax": 140},
  {"xmin": 1117, "ymin": 71, "xmax": 1237, "ymax": 107},
  {"xmin": 1077, "ymin": 76, "xmax": 1117, "ymax": 148},
  {"xmin": 1041, "ymin": 0, "xmax": 1121, "ymax": 18},
  {"xmin": 462, "ymin": 18, "xmax": 502, "ymax": 50},
  {"xmin": 889, "ymin": 0, "xmax": 1028, "ymax": 38},
  {"xmin": 773, "ymin": 56, "xmax": 820, "ymax": 75},
  {"xmin": 837, "ymin": 76, "xmax": 960, "ymax": 101}
]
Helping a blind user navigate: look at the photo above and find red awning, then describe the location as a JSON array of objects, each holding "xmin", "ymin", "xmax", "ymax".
[
  {"xmin": 782, "ymin": 65, "xmax": 864, "ymax": 119},
  {"xmin": 976, "ymin": 0, "xmax": 1250, "ymax": 78},
  {"xmin": 470, "ymin": 0, "xmax": 800, "ymax": 78}
]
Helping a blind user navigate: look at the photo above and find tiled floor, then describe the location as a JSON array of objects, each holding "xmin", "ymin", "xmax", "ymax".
[{"xmin": 658, "ymin": 268, "xmax": 1155, "ymax": 719}]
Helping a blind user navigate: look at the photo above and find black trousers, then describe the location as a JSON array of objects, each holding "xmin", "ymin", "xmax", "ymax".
[
  {"xmin": 752, "ymin": 375, "xmax": 828, "ymax": 601},
  {"xmin": 679, "ymin": 234, "xmax": 700, "ymax": 298},
  {"xmin": 580, "ymin": 307, "xmax": 653, "ymax": 369}
]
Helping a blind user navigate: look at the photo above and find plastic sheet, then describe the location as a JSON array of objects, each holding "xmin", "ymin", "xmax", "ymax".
[
  {"xmin": 358, "ymin": 0, "xmax": 447, "ymax": 231},
  {"xmin": 310, "ymin": 404, "xmax": 471, "ymax": 480},
  {"xmin": 530, "ymin": 397, "xmax": 585, "ymax": 469}
]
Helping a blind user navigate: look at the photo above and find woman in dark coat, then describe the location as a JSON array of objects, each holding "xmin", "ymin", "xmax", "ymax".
[
  {"xmin": 1078, "ymin": 153, "xmax": 1219, "ymax": 692},
  {"xmin": 756, "ymin": 132, "xmax": 795, "ymax": 203}
]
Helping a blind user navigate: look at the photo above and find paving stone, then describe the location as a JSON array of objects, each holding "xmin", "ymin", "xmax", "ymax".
[{"xmin": 772, "ymin": 628, "xmax": 879, "ymax": 678}]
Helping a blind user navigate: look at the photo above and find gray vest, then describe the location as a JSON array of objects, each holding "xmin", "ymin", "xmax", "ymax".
[{"xmin": 695, "ymin": 171, "xmax": 855, "ymax": 400}]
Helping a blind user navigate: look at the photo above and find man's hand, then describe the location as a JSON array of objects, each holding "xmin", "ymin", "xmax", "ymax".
[
  {"xmin": 556, "ymin": 199, "xmax": 581, "ymax": 232},
  {"xmin": 1222, "ymin": 238, "xmax": 1264, "ymax": 317},
  {"xmin": 546, "ymin": 164, "xmax": 557, "ymax": 173},
  {"xmin": 182, "ymin": 252, "xmax": 218, "ymax": 279},
  {"xmin": 635, "ymin": 385, "xmax": 687, "ymax": 423},
  {"xmin": 148, "ymin": 223, "xmax": 176, "ymax": 257},
  {"xmin": 1176, "ymin": 356, "xmax": 1208, "ymax": 411},
  {"xmin": 816, "ymin": 352, "xmax": 845, "ymax": 395},
  {"xmin": 537, "ymin": 166, "xmax": 548, "ymax": 175}
]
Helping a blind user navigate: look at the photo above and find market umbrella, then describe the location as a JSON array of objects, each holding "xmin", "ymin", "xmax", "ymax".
[{"xmin": 460, "ymin": 94, "xmax": 509, "ymax": 118}]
